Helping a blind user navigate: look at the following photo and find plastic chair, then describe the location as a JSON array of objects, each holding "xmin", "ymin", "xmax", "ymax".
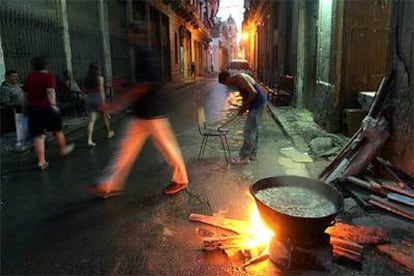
[{"xmin": 197, "ymin": 107, "xmax": 231, "ymax": 162}]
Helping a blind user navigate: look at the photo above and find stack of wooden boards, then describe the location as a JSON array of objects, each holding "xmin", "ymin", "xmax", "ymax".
[{"xmin": 345, "ymin": 173, "xmax": 413, "ymax": 221}]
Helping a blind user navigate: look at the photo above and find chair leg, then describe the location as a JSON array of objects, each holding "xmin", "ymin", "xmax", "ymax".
[
  {"xmin": 220, "ymin": 136, "xmax": 231, "ymax": 162},
  {"xmin": 223, "ymin": 135, "xmax": 232, "ymax": 161},
  {"xmin": 198, "ymin": 135, "xmax": 207, "ymax": 160},
  {"xmin": 198, "ymin": 136, "xmax": 206, "ymax": 160},
  {"xmin": 219, "ymin": 136, "xmax": 227, "ymax": 161},
  {"xmin": 201, "ymin": 136, "xmax": 209, "ymax": 157}
]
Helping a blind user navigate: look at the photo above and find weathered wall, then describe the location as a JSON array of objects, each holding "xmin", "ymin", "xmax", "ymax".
[
  {"xmin": 311, "ymin": 0, "xmax": 390, "ymax": 132},
  {"xmin": 67, "ymin": 0, "xmax": 102, "ymax": 81},
  {"xmin": 383, "ymin": 0, "xmax": 414, "ymax": 176},
  {"xmin": 302, "ymin": 0, "xmax": 318, "ymax": 111},
  {"xmin": 0, "ymin": 33, "xmax": 5, "ymax": 78},
  {"xmin": 0, "ymin": 1, "xmax": 132, "ymax": 84},
  {"xmin": 107, "ymin": 0, "xmax": 130, "ymax": 82},
  {"xmin": 340, "ymin": 1, "xmax": 391, "ymax": 109},
  {"xmin": 294, "ymin": 0, "xmax": 318, "ymax": 109},
  {"xmin": 0, "ymin": 1, "xmax": 65, "ymax": 78},
  {"xmin": 312, "ymin": 0, "xmax": 340, "ymax": 132}
]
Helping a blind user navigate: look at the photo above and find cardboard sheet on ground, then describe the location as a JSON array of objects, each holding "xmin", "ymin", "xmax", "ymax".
[
  {"xmin": 280, "ymin": 147, "xmax": 313, "ymax": 163},
  {"xmin": 278, "ymin": 157, "xmax": 310, "ymax": 177}
]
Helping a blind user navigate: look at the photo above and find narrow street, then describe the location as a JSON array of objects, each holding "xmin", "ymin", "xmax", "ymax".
[
  {"xmin": 1, "ymin": 77, "xmax": 412, "ymax": 275},
  {"xmin": 0, "ymin": 0, "xmax": 413, "ymax": 275},
  {"xmin": 0, "ymin": 76, "xmax": 293, "ymax": 275}
]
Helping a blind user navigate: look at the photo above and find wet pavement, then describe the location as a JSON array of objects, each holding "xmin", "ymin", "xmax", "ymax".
[{"xmin": 1, "ymin": 76, "xmax": 413, "ymax": 275}]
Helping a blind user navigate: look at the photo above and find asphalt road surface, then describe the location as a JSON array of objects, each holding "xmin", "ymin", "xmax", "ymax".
[{"xmin": 1, "ymin": 77, "xmax": 410, "ymax": 275}]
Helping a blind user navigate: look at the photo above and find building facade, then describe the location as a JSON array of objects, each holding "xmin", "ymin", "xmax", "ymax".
[
  {"xmin": 0, "ymin": 0, "xmax": 218, "ymax": 86},
  {"xmin": 243, "ymin": 0, "xmax": 413, "ymax": 175},
  {"xmin": 243, "ymin": 0, "xmax": 391, "ymax": 128},
  {"xmin": 211, "ymin": 14, "xmax": 239, "ymax": 72}
]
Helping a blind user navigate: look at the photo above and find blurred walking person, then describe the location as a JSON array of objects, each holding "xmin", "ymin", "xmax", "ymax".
[
  {"xmin": 25, "ymin": 56, "xmax": 75, "ymax": 170},
  {"xmin": 82, "ymin": 62, "xmax": 114, "ymax": 147},
  {"xmin": 87, "ymin": 23, "xmax": 188, "ymax": 198}
]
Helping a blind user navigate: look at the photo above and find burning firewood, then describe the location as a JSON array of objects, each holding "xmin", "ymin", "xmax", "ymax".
[
  {"xmin": 191, "ymin": 213, "xmax": 370, "ymax": 265},
  {"xmin": 242, "ymin": 252, "xmax": 269, "ymax": 268},
  {"xmin": 190, "ymin": 213, "xmax": 271, "ymax": 267},
  {"xmin": 202, "ymin": 235, "xmax": 249, "ymax": 251},
  {"xmin": 201, "ymin": 234, "xmax": 269, "ymax": 266},
  {"xmin": 188, "ymin": 213, "xmax": 251, "ymax": 235}
]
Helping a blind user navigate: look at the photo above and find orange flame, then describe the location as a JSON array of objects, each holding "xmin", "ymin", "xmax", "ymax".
[{"xmin": 244, "ymin": 202, "xmax": 275, "ymax": 249}]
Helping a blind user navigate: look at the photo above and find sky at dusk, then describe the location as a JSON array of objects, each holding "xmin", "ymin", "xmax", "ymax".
[{"xmin": 216, "ymin": 0, "xmax": 245, "ymax": 31}]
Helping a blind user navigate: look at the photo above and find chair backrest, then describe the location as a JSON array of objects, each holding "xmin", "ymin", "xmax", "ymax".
[
  {"xmin": 278, "ymin": 74, "xmax": 294, "ymax": 94},
  {"xmin": 197, "ymin": 107, "xmax": 207, "ymax": 134}
]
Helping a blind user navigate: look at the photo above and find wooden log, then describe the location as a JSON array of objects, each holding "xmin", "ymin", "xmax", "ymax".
[
  {"xmin": 369, "ymin": 195, "xmax": 414, "ymax": 221},
  {"xmin": 330, "ymin": 236, "xmax": 364, "ymax": 253},
  {"xmin": 188, "ymin": 213, "xmax": 251, "ymax": 235},
  {"xmin": 332, "ymin": 244, "xmax": 362, "ymax": 258},
  {"xmin": 377, "ymin": 178, "xmax": 406, "ymax": 188},
  {"xmin": 363, "ymin": 176, "xmax": 384, "ymax": 193},
  {"xmin": 374, "ymin": 157, "xmax": 414, "ymax": 188},
  {"xmin": 382, "ymin": 184, "xmax": 414, "ymax": 198},
  {"xmin": 377, "ymin": 243, "xmax": 414, "ymax": 272},
  {"xmin": 367, "ymin": 76, "xmax": 386, "ymax": 117},
  {"xmin": 242, "ymin": 252, "xmax": 269, "ymax": 268},
  {"xmin": 203, "ymin": 235, "xmax": 248, "ymax": 251},
  {"xmin": 326, "ymin": 222, "xmax": 389, "ymax": 244},
  {"xmin": 368, "ymin": 72, "xmax": 394, "ymax": 118},
  {"xmin": 346, "ymin": 176, "xmax": 378, "ymax": 193},
  {"xmin": 333, "ymin": 247, "xmax": 362, "ymax": 262}
]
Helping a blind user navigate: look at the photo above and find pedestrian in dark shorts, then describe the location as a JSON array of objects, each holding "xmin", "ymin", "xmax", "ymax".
[{"xmin": 25, "ymin": 56, "xmax": 75, "ymax": 170}]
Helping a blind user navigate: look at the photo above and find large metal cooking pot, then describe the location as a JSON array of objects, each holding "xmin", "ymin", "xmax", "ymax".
[{"xmin": 250, "ymin": 175, "xmax": 344, "ymax": 240}]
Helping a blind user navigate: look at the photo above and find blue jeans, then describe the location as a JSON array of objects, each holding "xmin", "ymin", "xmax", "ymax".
[{"xmin": 239, "ymin": 103, "xmax": 265, "ymax": 159}]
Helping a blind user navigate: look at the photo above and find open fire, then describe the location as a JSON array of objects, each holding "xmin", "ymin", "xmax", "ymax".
[
  {"xmin": 244, "ymin": 202, "xmax": 274, "ymax": 249},
  {"xmin": 189, "ymin": 176, "xmax": 369, "ymax": 271}
]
